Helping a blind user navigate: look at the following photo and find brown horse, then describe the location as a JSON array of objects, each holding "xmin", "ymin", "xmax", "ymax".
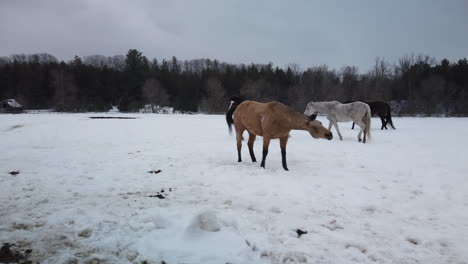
[{"xmin": 226, "ymin": 97, "xmax": 333, "ymax": 170}]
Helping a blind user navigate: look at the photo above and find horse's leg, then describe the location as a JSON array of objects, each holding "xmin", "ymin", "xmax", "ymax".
[
  {"xmin": 332, "ymin": 122, "xmax": 343, "ymax": 140},
  {"xmin": 351, "ymin": 122, "xmax": 355, "ymax": 130},
  {"xmin": 328, "ymin": 120, "xmax": 333, "ymax": 131},
  {"xmin": 279, "ymin": 136, "xmax": 289, "ymax": 171},
  {"xmin": 363, "ymin": 126, "xmax": 367, "ymax": 143},
  {"xmin": 380, "ymin": 115, "xmax": 387, "ymax": 130},
  {"xmin": 387, "ymin": 112, "xmax": 395, "ymax": 129},
  {"xmin": 235, "ymin": 128, "xmax": 244, "ymax": 162},
  {"xmin": 260, "ymin": 136, "xmax": 271, "ymax": 169},
  {"xmin": 247, "ymin": 132, "xmax": 257, "ymax": 162},
  {"xmin": 355, "ymin": 120, "xmax": 365, "ymax": 143}
]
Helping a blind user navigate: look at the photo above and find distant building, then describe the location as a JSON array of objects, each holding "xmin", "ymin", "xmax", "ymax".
[{"xmin": 0, "ymin": 99, "xmax": 23, "ymax": 113}]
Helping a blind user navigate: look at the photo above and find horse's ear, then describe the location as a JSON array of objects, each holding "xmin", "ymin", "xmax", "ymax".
[{"xmin": 308, "ymin": 112, "xmax": 317, "ymax": 121}]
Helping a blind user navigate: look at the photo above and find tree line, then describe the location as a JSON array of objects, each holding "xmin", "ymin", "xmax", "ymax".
[{"xmin": 1, "ymin": 49, "xmax": 467, "ymax": 115}]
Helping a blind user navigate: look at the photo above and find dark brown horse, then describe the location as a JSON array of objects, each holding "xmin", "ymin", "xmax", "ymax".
[
  {"xmin": 226, "ymin": 97, "xmax": 332, "ymax": 170},
  {"xmin": 346, "ymin": 101, "xmax": 395, "ymax": 130}
]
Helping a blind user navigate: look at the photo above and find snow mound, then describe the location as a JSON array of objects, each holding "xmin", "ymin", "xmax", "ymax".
[
  {"xmin": 186, "ymin": 210, "xmax": 221, "ymax": 233},
  {"xmin": 130, "ymin": 210, "xmax": 255, "ymax": 264},
  {"xmin": 107, "ymin": 105, "xmax": 119, "ymax": 113},
  {"xmin": 5, "ymin": 99, "xmax": 22, "ymax": 108}
]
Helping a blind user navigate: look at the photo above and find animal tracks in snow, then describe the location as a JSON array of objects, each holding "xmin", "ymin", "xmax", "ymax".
[
  {"xmin": 321, "ymin": 219, "xmax": 344, "ymax": 231},
  {"xmin": 2, "ymin": 115, "xmax": 468, "ymax": 263},
  {"xmin": 345, "ymin": 243, "xmax": 368, "ymax": 254}
]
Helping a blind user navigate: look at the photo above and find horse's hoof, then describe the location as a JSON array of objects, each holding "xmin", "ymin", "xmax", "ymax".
[
  {"xmin": 238, "ymin": 159, "xmax": 242, "ymax": 162},
  {"xmin": 358, "ymin": 139, "xmax": 362, "ymax": 142},
  {"xmin": 283, "ymin": 167, "xmax": 289, "ymax": 171}
]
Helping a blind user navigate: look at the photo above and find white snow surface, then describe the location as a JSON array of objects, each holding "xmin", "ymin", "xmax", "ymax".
[{"xmin": 1, "ymin": 113, "xmax": 468, "ymax": 264}]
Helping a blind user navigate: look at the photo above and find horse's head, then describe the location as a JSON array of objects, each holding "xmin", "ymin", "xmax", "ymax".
[
  {"xmin": 304, "ymin": 102, "xmax": 318, "ymax": 117},
  {"xmin": 307, "ymin": 118, "xmax": 333, "ymax": 140}
]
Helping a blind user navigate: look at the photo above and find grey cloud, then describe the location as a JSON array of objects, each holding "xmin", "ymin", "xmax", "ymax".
[{"xmin": 1, "ymin": 0, "xmax": 467, "ymax": 72}]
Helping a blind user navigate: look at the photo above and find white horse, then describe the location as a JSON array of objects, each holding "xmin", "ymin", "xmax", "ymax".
[{"xmin": 304, "ymin": 101, "xmax": 371, "ymax": 143}]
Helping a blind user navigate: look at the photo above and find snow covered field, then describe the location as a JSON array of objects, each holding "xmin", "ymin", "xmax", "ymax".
[{"xmin": 1, "ymin": 113, "xmax": 468, "ymax": 264}]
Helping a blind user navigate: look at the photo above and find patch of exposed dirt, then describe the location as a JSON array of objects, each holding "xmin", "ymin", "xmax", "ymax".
[
  {"xmin": 0, "ymin": 243, "xmax": 31, "ymax": 263},
  {"xmin": 296, "ymin": 229, "xmax": 308, "ymax": 238},
  {"xmin": 9, "ymin": 170, "xmax": 20, "ymax": 176},
  {"xmin": 407, "ymin": 238, "xmax": 420, "ymax": 245},
  {"xmin": 148, "ymin": 188, "xmax": 171, "ymax": 199},
  {"xmin": 120, "ymin": 188, "xmax": 172, "ymax": 200}
]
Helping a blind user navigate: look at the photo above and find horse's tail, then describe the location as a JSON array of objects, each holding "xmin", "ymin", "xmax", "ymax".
[
  {"xmin": 386, "ymin": 108, "xmax": 396, "ymax": 129},
  {"xmin": 226, "ymin": 96, "xmax": 244, "ymax": 134},
  {"xmin": 364, "ymin": 104, "xmax": 371, "ymax": 139}
]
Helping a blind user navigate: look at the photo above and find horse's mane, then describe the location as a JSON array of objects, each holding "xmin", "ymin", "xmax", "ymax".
[{"xmin": 226, "ymin": 96, "xmax": 245, "ymax": 133}]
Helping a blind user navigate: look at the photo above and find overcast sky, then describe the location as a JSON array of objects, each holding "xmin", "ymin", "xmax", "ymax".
[{"xmin": 1, "ymin": 0, "xmax": 467, "ymax": 71}]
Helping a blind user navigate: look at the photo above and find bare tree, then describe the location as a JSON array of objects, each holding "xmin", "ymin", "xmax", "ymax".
[
  {"xmin": 51, "ymin": 69, "xmax": 78, "ymax": 111},
  {"xmin": 141, "ymin": 78, "xmax": 170, "ymax": 112},
  {"xmin": 184, "ymin": 59, "xmax": 209, "ymax": 75},
  {"xmin": 286, "ymin": 63, "xmax": 302, "ymax": 76},
  {"xmin": 288, "ymin": 83, "xmax": 309, "ymax": 111},
  {"xmin": 240, "ymin": 78, "xmax": 271, "ymax": 102},
  {"xmin": 340, "ymin": 65, "xmax": 359, "ymax": 100},
  {"xmin": 83, "ymin": 55, "xmax": 109, "ymax": 68},
  {"xmin": 199, "ymin": 77, "xmax": 227, "ymax": 113},
  {"xmin": 27, "ymin": 53, "xmax": 58, "ymax": 64},
  {"xmin": 421, "ymin": 75, "xmax": 446, "ymax": 114},
  {"xmin": 416, "ymin": 54, "xmax": 436, "ymax": 66},
  {"xmin": 360, "ymin": 57, "xmax": 393, "ymax": 101},
  {"xmin": 0, "ymin": 56, "xmax": 10, "ymax": 66},
  {"xmin": 109, "ymin": 55, "xmax": 126, "ymax": 71},
  {"xmin": 11, "ymin": 54, "xmax": 28, "ymax": 63},
  {"xmin": 372, "ymin": 57, "xmax": 392, "ymax": 79},
  {"xmin": 395, "ymin": 54, "xmax": 415, "ymax": 77}
]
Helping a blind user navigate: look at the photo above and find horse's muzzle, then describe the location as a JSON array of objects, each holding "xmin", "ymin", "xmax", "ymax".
[{"xmin": 326, "ymin": 132, "xmax": 333, "ymax": 140}]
